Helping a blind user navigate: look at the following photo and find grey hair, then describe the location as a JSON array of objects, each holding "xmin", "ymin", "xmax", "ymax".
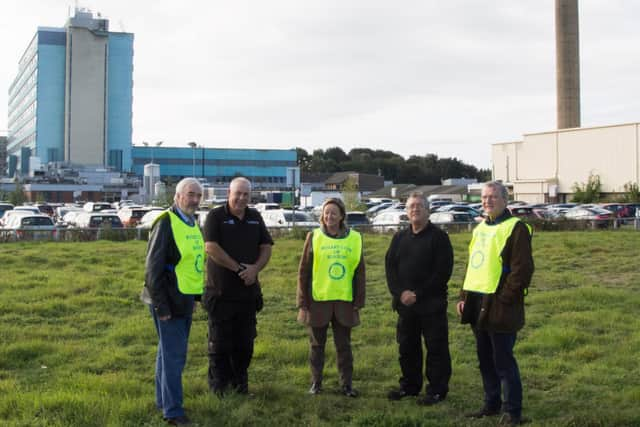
[
  {"xmin": 483, "ymin": 181, "xmax": 509, "ymax": 201},
  {"xmin": 174, "ymin": 177, "xmax": 203, "ymax": 202},
  {"xmin": 230, "ymin": 176, "xmax": 252, "ymax": 191},
  {"xmin": 406, "ymin": 191, "xmax": 429, "ymax": 210}
]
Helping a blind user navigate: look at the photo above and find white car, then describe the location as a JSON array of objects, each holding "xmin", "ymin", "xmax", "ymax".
[
  {"xmin": 1, "ymin": 208, "xmax": 38, "ymax": 227},
  {"xmin": 371, "ymin": 210, "xmax": 409, "ymax": 233},
  {"xmin": 136, "ymin": 209, "xmax": 165, "ymax": 230},
  {"xmin": 74, "ymin": 212, "xmax": 124, "ymax": 229},
  {"xmin": 262, "ymin": 209, "xmax": 318, "ymax": 228},
  {"xmin": 82, "ymin": 202, "xmax": 113, "ymax": 212},
  {"xmin": 254, "ymin": 203, "xmax": 280, "ymax": 212},
  {"xmin": 3, "ymin": 214, "xmax": 57, "ymax": 240}
]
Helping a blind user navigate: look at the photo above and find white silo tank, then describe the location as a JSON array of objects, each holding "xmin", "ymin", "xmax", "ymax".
[{"xmin": 144, "ymin": 163, "xmax": 161, "ymax": 201}]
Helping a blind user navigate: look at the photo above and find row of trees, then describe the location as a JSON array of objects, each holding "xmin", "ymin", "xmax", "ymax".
[{"xmin": 296, "ymin": 147, "xmax": 490, "ymax": 184}]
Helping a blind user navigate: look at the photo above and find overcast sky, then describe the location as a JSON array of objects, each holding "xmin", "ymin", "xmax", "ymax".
[{"xmin": 1, "ymin": 0, "xmax": 639, "ymax": 169}]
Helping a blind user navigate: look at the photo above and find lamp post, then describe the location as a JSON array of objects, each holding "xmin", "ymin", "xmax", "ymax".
[
  {"xmin": 142, "ymin": 140, "xmax": 163, "ymax": 163},
  {"xmin": 187, "ymin": 141, "xmax": 197, "ymax": 177}
]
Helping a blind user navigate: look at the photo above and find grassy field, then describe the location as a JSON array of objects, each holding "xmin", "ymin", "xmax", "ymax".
[{"xmin": 0, "ymin": 231, "xmax": 639, "ymax": 427}]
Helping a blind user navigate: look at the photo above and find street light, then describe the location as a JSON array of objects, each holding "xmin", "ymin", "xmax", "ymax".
[
  {"xmin": 187, "ymin": 141, "xmax": 197, "ymax": 177},
  {"xmin": 142, "ymin": 140, "xmax": 163, "ymax": 163}
]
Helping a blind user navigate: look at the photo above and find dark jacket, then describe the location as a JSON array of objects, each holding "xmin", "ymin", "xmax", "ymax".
[
  {"xmin": 142, "ymin": 206, "xmax": 200, "ymax": 318},
  {"xmin": 459, "ymin": 211, "xmax": 534, "ymax": 333},
  {"xmin": 385, "ymin": 221, "xmax": 454, "ymax": 315}
]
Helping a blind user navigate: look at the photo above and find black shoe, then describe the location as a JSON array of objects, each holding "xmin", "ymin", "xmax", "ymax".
[
  {"xmin": 498, "ymin": 413, "xmax": 522, "ymax": 426},
  {"xmin": 416, "ymin": 392, "xmax": 445, "ymax": 406},
  {"xmin": 165, "ymin": 415, "xmax": 191, "ymax": 426},
  {"xmin": 465, "ymin": 406, "xmax": 501, "ymax": 418},
  {"xmin": 387, "ymin": 388, "xmax": 418, "ymax": 401},
  {"xmin": 309, "ymin": 382, "xmax": 322, "ymax": 395},
  {"xmin": 341, "ymin": 384, "xmax": 359, "ymax": 398}
]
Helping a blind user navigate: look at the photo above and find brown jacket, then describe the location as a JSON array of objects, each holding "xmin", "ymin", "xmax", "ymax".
[
  {"xmin": 296, "ymin": 229, "xmax": 366, "ymax": 328},
  {"xmin": 460, "ymin": 213, "xmax": 534, "ymax": 333}
]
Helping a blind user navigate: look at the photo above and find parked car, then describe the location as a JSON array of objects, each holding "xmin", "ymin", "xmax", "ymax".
[
  {"xmin": 82, "ymin": 202, "xmax": 113, "ymax": 212},
  {"xmin": 195, "ymin": 209, "xmax": 210, "ymax": 228},
  {"xmin": 136, "ymin": 209, "xmax": 165, "ymax": 230},
  {"xmin": 254, "ymin": 203, "xmax": 280, "ymax": 212},
  {"xmin": 564, "ymin": 207, "xmax": 613, "ymax": 228},
  {"xmin": 433, "ymin": 204, "xmax": 482, "ymax": 218},
  {"xmin": 366, "ymin": 202, "xmax": 394, "ymax": 216},
  {"xmin": 600, "ymin": 203, "xmax": 634, "ymax": 219},
  {"xmin": 1, "ymin": 208, "xmax": 39, "ymax": 227},
  {"xmin": 55, "ymin": 205, "xmax": 84, "ymax": 223},
  {"xmin": 508, "ymin": 205, "xmax": 545, "ymax": 220},
  {"xmin": 34, "ymin": 203, "xmax": 55, "ymax": 217},
  {"xmin": 262, "ymin": 209, "xmax": 318, "ymax": 228},
  {"xmin": 61, "ymin": 210, "xmax": 86, "ymax": 227},
  {"xmin": 429, "ymin": 200, "xmax": 454, "ymax": 210},
  {"xmin": 547, "ymin": 203, "xmax": 578, "ymax": 210},
  {"xmin": 118, "ymin": 206, "xmax": 152, "ymax": 227},
  {"xmin": 75, "ymin": 212, "xmax": 124, "ymax": 229},
  {"xmin": 346, "ymin": 211, "xmax": 370, "ymax": 227},
  {"xmin": 370, "ymin": 210, "xmax": 409, "ymax": 233},
  {"xmin": 429, "ymin": 211, "xmax": 477, "ymax": 225},
  {"xmin": 3, "ymin": 214, "xmax": 57, "ymax": 241},
  {"xmin": 0, "ymin": 202, "xmax": 15, "ymax": 219}
]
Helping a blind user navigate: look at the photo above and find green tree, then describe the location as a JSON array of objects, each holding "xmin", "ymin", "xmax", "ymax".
[
  {"xmin": 621, "ymin": 181, "xmax": 640, "ymax": 202},
  {"xmin": 341, "ymin": 176, "xmax": 365, "ymax": 211},
  {"xmin": 8, "ymin": 182, "xmax": 26, "ymax": 205},
  {"xmin": 296, "ymin": 147, "xmax": 312, "ymax": 172},
  {"xmin": 572, "ymin": 173, "xmax": 602, "ymax": 203}
]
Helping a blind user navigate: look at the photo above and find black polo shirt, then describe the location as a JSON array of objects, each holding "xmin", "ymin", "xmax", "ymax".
[{"xmin": 204, "ymin": 204, "xmax": 273, "ymax": 301}]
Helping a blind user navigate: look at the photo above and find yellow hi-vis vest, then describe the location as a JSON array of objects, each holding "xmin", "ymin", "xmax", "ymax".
[
  {"xmin": 154, "ymin": 210, "xmax": 205, "ymax": 295},
  {"xmin": 311, "ymin": 228, "xmax": 362, "ymax": 302},
  {"xmin": 463, "ymin": 217, "xmax": 530, "ymax": 294}
]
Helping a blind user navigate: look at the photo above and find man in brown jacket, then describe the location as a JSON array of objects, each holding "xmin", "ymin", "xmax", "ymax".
[{"xmin": 457, "ymin": 181, "xmax": 534, "ymax": 426}]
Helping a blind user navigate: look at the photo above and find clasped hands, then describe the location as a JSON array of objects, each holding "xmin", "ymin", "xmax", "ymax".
[{"xmin": 237, "ymin": 263, "xmax": 258, "ymax": 286}]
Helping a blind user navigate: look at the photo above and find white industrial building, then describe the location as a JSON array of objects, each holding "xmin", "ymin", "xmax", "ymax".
[{"xmin": 492, "ymin": 121, "xmax": 640, "ymax": 203}]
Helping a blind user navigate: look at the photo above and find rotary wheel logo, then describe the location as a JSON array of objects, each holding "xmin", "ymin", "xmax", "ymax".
[
  {"xmin": 470, "ymin": 250, "xmax": 484, "ymax": 269},
  {"xmin": 328, "ymin": 262, "xmax": 346, "ymax": 280},
  {"xmin": 195, "ymin": 254, "xmax": 204, "ymax": 273}
]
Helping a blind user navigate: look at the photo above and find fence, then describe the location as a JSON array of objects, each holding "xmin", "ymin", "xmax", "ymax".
[{"xmin": 1, "ymin": 217, "xmax": 639, "ymax": 243}]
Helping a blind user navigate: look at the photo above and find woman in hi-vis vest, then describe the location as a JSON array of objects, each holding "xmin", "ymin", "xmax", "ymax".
[{"xmin": 296, "ymin": 198, "xmax": 366, "ymax": 397}]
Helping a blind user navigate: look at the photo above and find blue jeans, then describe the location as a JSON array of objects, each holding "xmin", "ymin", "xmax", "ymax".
[
  {"xmin": 150, "ymin": 302, "xmax": 193, "ymax": 418},
  {"xmin": 473, "ymin": 328, "xmax": 522, "ymax": 418}
]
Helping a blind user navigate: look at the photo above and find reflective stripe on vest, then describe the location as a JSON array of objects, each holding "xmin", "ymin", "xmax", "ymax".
[
  {"xmin": 311, "ymin": 228, "xmax": 362, "ymax": 302},
  {"xmin": 462, "ymin": 217, "xmax": 530, "ymax": 294},
  {"xmin": 155, "ymin": 210, "xmax": 205, "ymax": 295}
]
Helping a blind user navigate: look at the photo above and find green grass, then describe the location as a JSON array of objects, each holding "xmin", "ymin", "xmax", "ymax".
[{"xmin": 0, "ymin": 232, "xmax": 639, "ymax": 426}]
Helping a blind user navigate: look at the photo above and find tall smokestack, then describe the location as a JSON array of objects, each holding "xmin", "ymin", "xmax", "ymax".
[{"xmin": 555, "ymin": 0, "xmax": 581, "ymax": 129}]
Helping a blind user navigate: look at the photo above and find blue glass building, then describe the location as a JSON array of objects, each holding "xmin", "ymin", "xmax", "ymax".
[
  {"xmin": 6, "ymin": 9, "xmax": 133, "ymax": 176},
  {"xmin": 132, "ymin": 146, "xmax": 297, "ymax": 189}
]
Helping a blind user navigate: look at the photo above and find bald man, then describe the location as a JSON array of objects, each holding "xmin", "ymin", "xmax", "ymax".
[{"xmin": 202, "ymin": 177, "xmax": 273, "ymax": 396}]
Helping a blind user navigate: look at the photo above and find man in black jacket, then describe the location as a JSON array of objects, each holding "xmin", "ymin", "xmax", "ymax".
[
  {"xmin": 141, "ymin": 178, "xmax": 204, "ymax": 426},
  {"xmin": 203, "ymin": 177, "xmax": 273, "ymax": 396},
  {"xmin": 385, "ymin": 192, "xmax": 454, "ymax": 405}
]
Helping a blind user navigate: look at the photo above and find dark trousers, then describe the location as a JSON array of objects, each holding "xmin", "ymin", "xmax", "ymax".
[
  {"xmin": 396, "ymin": 309, "xmax": 451, "ymax": 396},
  {"xmin": 308, "ymin": 318, "xmax": 353, "ymax": 386},
  {"xmin": 150, "ymin": 304, "xmax": 193, "ymax": 418},
  {"xmin": 473, "ymin": 327, "xmax": 522, "ymax": 418},
  {"xmin": 207, "ymin": 299, "xmax": 257, "ymax": 393}
]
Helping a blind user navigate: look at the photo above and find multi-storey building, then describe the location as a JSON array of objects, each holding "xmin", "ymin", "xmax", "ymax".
[
  {"xmin": 6, "ymin": 8, "xmax": 133, "ymax": 176},
  {"xmin": 132, "ymin": 146, "xmax": 298, "ymax": 189},
  {"xmin": 0, "ymin": 136, "xmax": 7, "ymax": 176}
]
